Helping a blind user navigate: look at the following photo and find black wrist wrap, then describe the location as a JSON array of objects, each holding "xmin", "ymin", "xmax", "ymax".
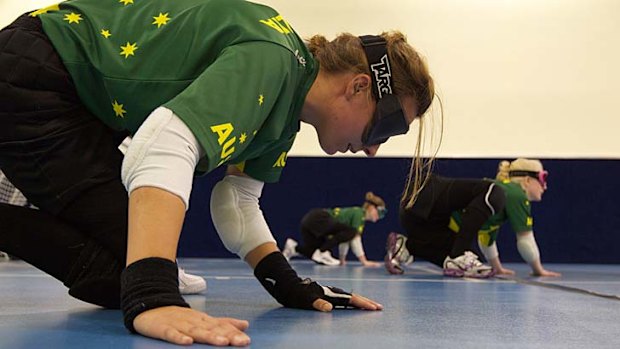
[
  {"xmin": 254, "ymin": 252, "xmax": 352, "ymax": 309},
  {"xmin": 120, "ymin": 257, "xmax": 190, "ymax": 333}
]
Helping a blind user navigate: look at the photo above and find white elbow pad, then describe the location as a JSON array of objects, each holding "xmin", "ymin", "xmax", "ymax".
[
  {"xmin": 478, "ymin": 241, "xmax": 499, "ymax": 261},
  {"xmin": 516, "ymin": 232, "xmax": 540, "ymax": 264},
  {"xmin": 121, "ymin": 107, "xmax": 203, "ymax": 210},
  {"xmin": 210, "ymin": 175, "xmax": 275, "ymax": 259}
]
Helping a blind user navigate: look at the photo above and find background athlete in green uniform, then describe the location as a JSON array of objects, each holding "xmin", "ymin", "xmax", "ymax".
[
  {"xmin": 282, "ymin": 192, "xmax": 386, "ymax": 266},
  {"xmin": 0, "ymin": 0, "xmax": 435, "ymax": 346},
  {"xmin": 476, "ymin": 159, "xmax": 561, "ymax": 277},
  {"xmin": 386, "ymin": 159, "xmax": 560, "ymax": 278}
]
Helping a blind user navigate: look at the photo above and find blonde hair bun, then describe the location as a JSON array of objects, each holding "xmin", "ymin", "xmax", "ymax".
[{"xmin": 365, "ymin": 191, "xmax": 386, "ymax": 207}]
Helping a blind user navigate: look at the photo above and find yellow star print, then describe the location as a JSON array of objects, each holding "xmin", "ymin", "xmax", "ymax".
[
  {"xmin": 258, "ymin": 94, "xmax": 264, "ymax": 105},
  {"xmin": 152, "ymin": 13, "xmax": 171, "ymax": 28},
  {"xmin": 239, "ymin": 133, "xmax": 248, "ymax": 144},
  {"xmin": 64, "ymin": 12, "xmax": 82, "ymax": 24},
  {"xmin": 119, "ymin": 0, "xmax": 134, "ymax": 6},
  {"xmin": 29, "ymin": 4, "xmax": 60, "ymax": 17},
  {"xmin": 100, "ymin": 29, "xmax": 112, "ymax": 38},
  {"xmin": 112, "ymin": 100, "xmax": 126, "ymax": 118},
  {"xmin": 120, "ymin": 42, "xmax": 138, "ymax": 58}
]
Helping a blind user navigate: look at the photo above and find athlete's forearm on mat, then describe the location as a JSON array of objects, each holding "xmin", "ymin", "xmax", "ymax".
[
  {"xmin": 245, "ymin": 242, "xmax": 279, "ymax": 269},
  {"xmin": 127, "ymin": 186, "xmax": 186, "ymax": 265}
]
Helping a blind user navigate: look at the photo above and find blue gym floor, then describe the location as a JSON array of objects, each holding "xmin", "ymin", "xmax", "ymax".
[{"xmin": 1, "ymin": 258, "xmax": 619, "ymax": 348}]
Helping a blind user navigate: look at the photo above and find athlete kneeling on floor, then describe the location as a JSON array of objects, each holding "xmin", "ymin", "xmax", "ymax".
[{"xmin": 386, "ymin": 159, "xmax": 561, "ymax": 278}]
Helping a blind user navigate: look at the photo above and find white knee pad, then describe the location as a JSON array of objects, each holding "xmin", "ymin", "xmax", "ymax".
[
  {"xmin": 210, "ymin": 175, "xmax": 275, "ymax": 259},
  {"xmin": 516, "ymin": 232, "xmax": 540, "ymax": 264},
  {"xmin": 121, "ymin": 107, "xmax": 203, "ymax": 209}
]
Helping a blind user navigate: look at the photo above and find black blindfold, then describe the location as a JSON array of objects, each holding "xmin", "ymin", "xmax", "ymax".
[{"xmin": 359, "ymin": 35, "xmax": 409, "ymax": 146}]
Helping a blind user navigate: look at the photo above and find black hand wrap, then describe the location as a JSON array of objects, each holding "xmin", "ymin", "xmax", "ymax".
[
  {"xmin": 254, "ymin": 251, "xmax": 352, "ymax": 309},
  {"xmin": 120, "ymin": 257, "xmax": 190, "ymax": 333}
]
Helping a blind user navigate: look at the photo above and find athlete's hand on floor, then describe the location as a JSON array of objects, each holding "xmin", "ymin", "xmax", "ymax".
[
  {"xmin": 133, "ymin": 306, "xmax": 250, "ymax": 346},
  {"xmin": 494, "ymin": 267, "xmax": 515, "ymax": 275},
  {"xmin": 361, "ymin": 260, "xmax": 382, "ymax": 268},
  {"xmin": 312, "ymin": 292, "xmax": 383, "ymax": 312},
  {"xmin": 532, "ymin": 269, "xmax": 561, "ymax": 277}
]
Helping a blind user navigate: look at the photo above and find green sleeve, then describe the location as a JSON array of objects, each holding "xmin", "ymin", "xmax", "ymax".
[{"xmin": 164, "ymin": 42, "xmax": 293, "ymax": 175}]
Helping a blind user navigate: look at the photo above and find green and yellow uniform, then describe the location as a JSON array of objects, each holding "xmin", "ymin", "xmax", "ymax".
[
  {"xmin": 327, "ymin": 207, "xmax": 366, "ymax": 234},
  {"xmin": 34, "ymin": 0, "xmax": 318, "ymax": 182},
  {"xmin": 450, "ymin": 180, "xmax": 533, "ymax": 247}
]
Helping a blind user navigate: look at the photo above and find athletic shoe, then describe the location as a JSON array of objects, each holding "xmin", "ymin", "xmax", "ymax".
[
  {"xmin": 384, "ymin": 232, "xmax": 413, "ymax": 275},
  {"xmin": 282, "ymin": 238, "xmax": 300, "ymax": 261},
  {"xmin": 443, "ymin": 251, "xmax": 494, "ymax": 278},
  {"xmin": 178, "ymin": 267, "xmax": 207, "ymax": 294},
  {"xmin": 0, "ymin": 251, "xmax": 9, "ymax": 261},
  {"xmin": 311, "ymin": 249, "xmax": 340, "ymax": 266}
]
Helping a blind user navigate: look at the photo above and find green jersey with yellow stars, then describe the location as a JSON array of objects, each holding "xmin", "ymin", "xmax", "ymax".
[
  {"xmin": 327, "ymin": 207, "xmax": 366, "ymax": 234},
  {"xmin": 34, "ymin": 0, "xmax": 318, "ymax": 182},
  {"xmin": 450, "ymin": 180, "xmax": 533, "ymax": 247}
]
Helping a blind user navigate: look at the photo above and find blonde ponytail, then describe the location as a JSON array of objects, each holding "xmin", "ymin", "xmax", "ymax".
[{"xmin": 496, "ymin": 161, "xmax": 511, "ymax": 180}]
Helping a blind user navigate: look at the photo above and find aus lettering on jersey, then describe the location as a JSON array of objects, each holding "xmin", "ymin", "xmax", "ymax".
[
  {"xmin": 260, "ymin": 16, "xmax": 307, "ymax": 67},
  {"xmin": 210, "ymin": 123, "xmax": 236, "ymax": 166},
  {"xmin": 273, "ymin": 152, "xmax": 287, "ymax": 168},
  {"xmin": 259, "ymin": 14, "xmax": 293, "ymax": 34}
]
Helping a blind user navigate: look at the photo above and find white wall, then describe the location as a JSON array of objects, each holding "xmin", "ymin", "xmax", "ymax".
[{"xmin": 2, "ymin": 0, "xmax": 619, "ymax": 158}]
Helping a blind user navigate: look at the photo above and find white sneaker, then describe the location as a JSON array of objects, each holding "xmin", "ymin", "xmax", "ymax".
[
  {"xmin": 178, "ymin": 267, "xmax": 207, "ymax": 294},
  {"xmin": 282, "ymin": 238, "xmax": 300, "ymax": 261},
  {"xmin": 311, "ymin": 249, "xmax": 340, "ymax": 266},
  {"xmin": 443, "ymin": 251, "xmax": 494, "ymax": 278},
  {"xmin": 384, "ymin": 232, "xmax": 414, "ymax": 275},
  {"xmin": 0, "ymin": 251, "xmax": 10, "ymax": 261}
]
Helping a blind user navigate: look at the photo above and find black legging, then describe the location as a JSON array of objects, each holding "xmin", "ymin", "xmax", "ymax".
[
  {"xmin": 295, "ymin": 209, "xmax": 357, "ymax": 258},
  {"xmin": 400, "ymin": 175, "xmax": 505, "ymax": 267},
  {"xmin": 0, "ymin": 14, "xmax": 128, "ymax": 308}
]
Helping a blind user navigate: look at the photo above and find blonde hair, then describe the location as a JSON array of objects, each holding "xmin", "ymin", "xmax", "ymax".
[
  {"xmin": 307, "ymin": 31, "xmax": 439, "ymax": 209},
  {"xmin": 363, "ymin": 191, "xmax": 385, "ymax": 209},
  {"xmin": 496, "ymin": 158, "xmax": 544, "ymax": 182}
]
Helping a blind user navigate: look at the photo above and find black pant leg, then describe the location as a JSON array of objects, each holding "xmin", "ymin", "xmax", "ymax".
[
  {"xmin": 0, "ymin": 15, "xmax": 127, "ymax": 308},
  {"xmin": 0, "ymin": 203, "xmax": 85, "ymax": 282},
  {"xmin": 58, "ymin": 178, "xmax": 128, "ymax": 262},
  {"xmin": 297, "ymin": 226, "xmax": 322, "ymax": 258},
  {"xmin": 400, "ymin": 176, "xmax": 497, "ymax": 265},
  {"xmin": 296, "ymin": 209, "xmax": 332, "ymax": 258},
  {"xmin": 318, "ymin": 226, "xmax": 357, "ymax": 252},
  {"xmin": 440, "ymin": 179, "xmax": 504, "ymax": 258},
  {"xmin": 0, "ymin": 202, "xmax": 123, "ymax": 308},
  {"xmin": 403, "ymin": 220, "xmax": 454, "ymax": 267}
]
